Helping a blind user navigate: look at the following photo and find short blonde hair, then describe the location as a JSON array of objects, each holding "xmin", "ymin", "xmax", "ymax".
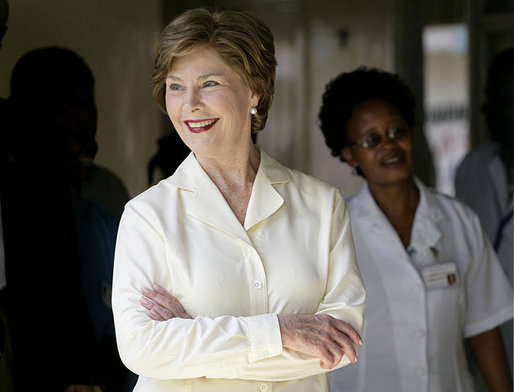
[{"xmin": 152, "ymin": 7, "xmax": 277, "ymax": 134}]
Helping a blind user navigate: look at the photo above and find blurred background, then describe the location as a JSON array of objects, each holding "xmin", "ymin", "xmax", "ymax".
[{"xmin": 1, "ymin": 0, "xmax": 513, "ymax": 199}]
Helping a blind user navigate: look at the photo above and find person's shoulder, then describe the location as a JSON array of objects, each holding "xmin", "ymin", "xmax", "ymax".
[
  {"xmin": 423, "ymin": 184, "xmax": 480, "ymax": 226},
  {"xmin": 90, "ymin": 162, "xmax": 123, "ymax": 181},
  {"xmin": 284, "ymin": 165, "xmax": 344, "ymax": 204},
  {"xmin": 88, "ymin": 163, "xmax": 129, "ymax": 193},
  {"xmin": 260, "ymin": 148, "xmax": 342, "ymax": 199},
  {"xmin": 345, "ymin": 183, "xmax": 369, "ymax": 211},
  {"xmin": 289, "ymin": 166, "xmax": 338, "ymax": 191},
  {"xmin": 128, "ymin": 175, "xmax": 176, "ymax": 206},
  {"xmin": 468, "ymin": 143, "xmax": 498, "ymax": 158},
  {"xmin": 456, "ymin": 143, "xmax": 498, "ymax": 173},
  {"xmin": 120, "ymin": 180, "xmax": 180, "ymax": 230},
  {"xmin": 428, "ymin": 187, "xmax": 463, "ymax": 208}
]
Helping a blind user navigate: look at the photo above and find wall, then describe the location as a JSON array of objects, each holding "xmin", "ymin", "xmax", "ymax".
[
  {"xmin": 1, "ymin": 0, "xmax": 424, "ymax": 199},
  {"xmin": 0, "ymin": 0, "xmax": 162, "ymax": 197},
  {"xmin": 307, "ymin": 0, "xmax": 395, "ymax": 197},
  {"xmin": 423, "ymin": 24, "xmax": 469, "ymax": 194},
  {"xmin": 218, "ymin": 0, "xmax": 395, "ymax": 198}
]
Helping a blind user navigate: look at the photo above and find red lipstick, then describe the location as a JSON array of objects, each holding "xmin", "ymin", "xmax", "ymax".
[{"xmin": 184, "ymin": 118, "xmax": 218, "ymax": 133}]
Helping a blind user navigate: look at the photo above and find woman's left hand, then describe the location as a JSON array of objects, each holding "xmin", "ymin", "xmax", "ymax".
[{"xmin": 140, "ymin": 284, "xmax": 192, "ymax": 321}]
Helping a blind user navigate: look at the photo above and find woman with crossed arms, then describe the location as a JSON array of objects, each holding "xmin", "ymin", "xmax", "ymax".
[{"xmin": 112, "ymin": 8, "xmax": 365, "ymax": 392}]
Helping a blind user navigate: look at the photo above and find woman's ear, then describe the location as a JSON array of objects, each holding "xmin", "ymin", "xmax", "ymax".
[
  {"xmin": 250, "ymin": 91, "xmax": 260, "ymax": 108},
  {"xmin": 342, "ymin": 146, "xmax": 358, "ymax": 168}
]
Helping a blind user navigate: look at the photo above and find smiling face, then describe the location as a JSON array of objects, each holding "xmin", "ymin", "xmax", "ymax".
[
  {"xmin": 342, "ymin": 98, "xmax": 414, "ymax": 187},
  {"xmin": 164, "ymin": 45, "xmax": 259, "ymax": 161}
]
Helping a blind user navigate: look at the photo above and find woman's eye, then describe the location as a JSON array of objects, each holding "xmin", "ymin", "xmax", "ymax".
[
  {"xmin": 389, "ymin": 126, "xmax": 407, "ymax": 139},
  {"xmin": 365, "ymin": 134, "xmax": 382, "ymax": 147},
  {"xmin": 203, "ymin": 80, "xmax": 218, "ymax": 88},
  {"xmin": 168, "ymin": 83, "xmax": 182, "ymax": 91}
]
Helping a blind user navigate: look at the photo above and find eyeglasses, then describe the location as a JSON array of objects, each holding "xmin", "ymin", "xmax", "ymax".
[{"xmin": 349, "ymin": 126, "xmax": 409, "ymax": 149}]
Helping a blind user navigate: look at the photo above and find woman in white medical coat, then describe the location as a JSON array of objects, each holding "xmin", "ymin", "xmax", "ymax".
[
  {"xmin": 318, "ymin": 67, "xmax": 513, "ymax": 392},
  {"xmin": 112, "ymin": 8, "xmax": 366, "ymax": 392}
]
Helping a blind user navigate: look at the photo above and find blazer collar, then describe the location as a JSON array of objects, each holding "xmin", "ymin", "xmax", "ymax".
[
  {"xmin": 165, "ymin": 147, "xmax": 290, "ymax": 242},
  {"xmin": 244, "ymin": 149, "xmax": 290, "ymax": 230}
]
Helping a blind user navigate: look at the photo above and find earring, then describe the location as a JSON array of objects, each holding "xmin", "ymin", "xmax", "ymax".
[
  {"xmin": 250, "ymin": 106, "xmax": 257, "ymax": 115},
  {"xmin": 351, "ymin": 167, "xmax": 358, "ymax": 176}
]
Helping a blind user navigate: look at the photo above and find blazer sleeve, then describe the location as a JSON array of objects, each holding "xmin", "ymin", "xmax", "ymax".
[
  {"xmin": 112, "ymin": 192, "xmax": 366, "ymax": 382},
  {"xmin": 228, "ymin": 191, "xmax": 366, "ymax": 381},
  {"xmin": 316, "ymin": 191, "xmax": 366, "ymax": 329}
]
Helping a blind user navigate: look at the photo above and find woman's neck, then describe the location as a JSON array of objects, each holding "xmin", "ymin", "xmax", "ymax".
[
  {"xmin": 196, "ymin": 144, "xmax": 261, "ymax": 225},
  {"xmin": 197, "ymin": 144, "xmax": 260, "ymax": 189},
  {"xmin": 368, "ymin": 177, "xmax": 420, "ymax": 248}
]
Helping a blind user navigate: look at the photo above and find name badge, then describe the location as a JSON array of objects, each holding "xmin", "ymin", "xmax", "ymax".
[{"xmin": 421, "ymin": 262, "xmax": 459, "ymax": 289}]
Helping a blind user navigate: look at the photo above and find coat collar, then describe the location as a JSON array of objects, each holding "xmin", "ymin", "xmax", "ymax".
[
  {"xmin": 410, "ymin": 177, "xmax": 445, "ymax": 248},
  {"xmin": 350, "ymin": 177, "xmax": 446, "ymax": 249},
  {"xmin": 164, "ymin": 147, "xmax": 290, "ymax": 242}
]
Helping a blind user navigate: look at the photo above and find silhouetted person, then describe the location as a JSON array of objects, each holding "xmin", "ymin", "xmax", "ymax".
[
  {"xmin": 455, "ymin": 47, "xmax": 513, "ymax": 284},
  {"xmin": 455, "ymin": 46, "xmax": 514, "ymax": 392},
  {"xmin": 0, "ymin": 1, "xmax": 16, "ymax": 390},
  {"xmin": 1, "ymin": 46, "xmax": 131, "ymax": 391},
  {"xmin": 147, "ymin": 130, "xmax": 190, "ymax": 186}
]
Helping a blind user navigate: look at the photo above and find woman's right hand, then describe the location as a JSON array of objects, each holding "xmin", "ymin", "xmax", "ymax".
[
  {"xmin": 277, "ymin": 314, "xmax": 362, "ymax": 369},
  {"xmin": 140, "ymin": 284, "xmax": 192, "ymax": 321}
]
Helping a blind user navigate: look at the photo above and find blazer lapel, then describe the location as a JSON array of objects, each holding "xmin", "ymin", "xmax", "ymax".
[
  {"xmin": 167, "ymin": 150, "xmax": 289, "ymax": 244},
  {"xmin": 244, "ymin": 150, "xmax": 290, "ymax": 230},
  {"xmin": 244, "ymin": 169, "xmax": 284, "ymax": 231},
  {"xmin": 168, "ymin": 153, "xmax": 252, "ymax": 244}
]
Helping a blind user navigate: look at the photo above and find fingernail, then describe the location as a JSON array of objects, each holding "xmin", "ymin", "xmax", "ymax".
[
  {"xmin": 153, "ymin": 283, "xmax": 162, "ymax": 290},
  {"xmin": 140, "ymin": 297, "xmax": 151, "ymax": 305},
  {"xmin": 354, "ymin": 354, "xmax": 358, "ymax": 363},
  {"xmin": 358, "ymin": 338, "xmax": 363, "ymax": 346},
  {"xmin": 142, "ymin": 287, "xmax": 151, "ymax": 294}
]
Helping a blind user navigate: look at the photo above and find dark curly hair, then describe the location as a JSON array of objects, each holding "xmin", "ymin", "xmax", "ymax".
[{"xmin": 318, "ymin": 67, "xmax": 416, "ymax": 162}]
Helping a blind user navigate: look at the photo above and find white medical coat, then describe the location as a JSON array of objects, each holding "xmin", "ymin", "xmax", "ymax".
[
  {"xmin": 112, "ymin": 149, "xmax": 366, "ymax": 391},
  {"xmin": 330, "ymin": 179, "xmax": 513, "ymax": 392}
]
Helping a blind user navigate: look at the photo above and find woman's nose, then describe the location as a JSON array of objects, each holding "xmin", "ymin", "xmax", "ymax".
[
  {"xmin": 184, "ymin": 89, "xmax": 202, "ymax": 110},
  {"xmin": 380, "ymin": 134, "xmax": 399, "ymax": 148}
]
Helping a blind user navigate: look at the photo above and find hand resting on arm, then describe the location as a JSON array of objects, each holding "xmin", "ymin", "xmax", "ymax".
[
  {"xmin": 141, "ymin": 284, "xmax": 362, "ymax": 370},
  {"xmin": 140, "ymin": 284, "xmax": 192, "ymax": 320}
]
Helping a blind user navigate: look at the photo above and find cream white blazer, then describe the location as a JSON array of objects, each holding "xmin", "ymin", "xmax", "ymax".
[{"xmin": 112, "ymin": 149, "xmax": 365, "ymax": 392}]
